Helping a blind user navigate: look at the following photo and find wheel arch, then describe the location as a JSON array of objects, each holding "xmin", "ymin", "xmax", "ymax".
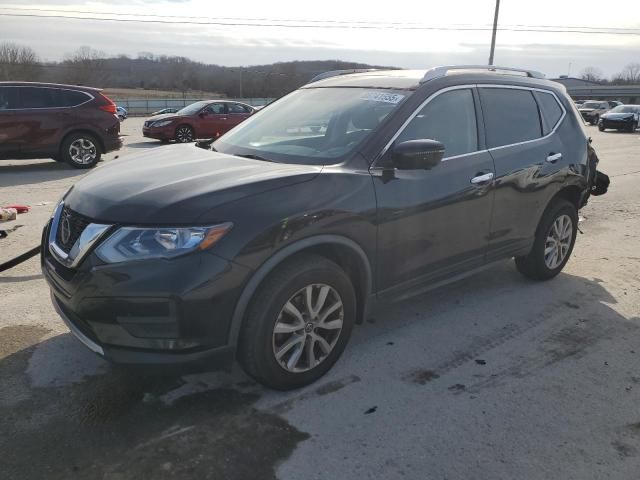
[
  {"xmin": 60, "ymin": 129, "xmax": 105, "ymax": 154},
  {"xmin": 227, "ymin": 235, "xmax": 373, "ymax": 348}
]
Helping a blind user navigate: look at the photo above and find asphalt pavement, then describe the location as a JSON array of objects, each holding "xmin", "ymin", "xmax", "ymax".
[{"xmin": 1, "ymin": 118, "xmax": 639, "ymax": 479}]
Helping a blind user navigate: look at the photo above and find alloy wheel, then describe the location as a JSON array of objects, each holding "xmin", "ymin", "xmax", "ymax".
[
  {"xmin": 69, "ymin": 138, "xmax": 97, "ymax": 165},
  {"xmin": 176, "ymin": 126, "xmax": 193, "ymax": 143},
  {"xmin": 544, "ymin": 214, "xmax": 573, "ymax": 269},
  {"xmin": 272, "ymin": 284, "xmax": 344, "ymax": 373}
]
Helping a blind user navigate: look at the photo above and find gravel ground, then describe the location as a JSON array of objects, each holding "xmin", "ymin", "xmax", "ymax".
[{"xmin": 1, "ymin": 118, "xmax": 639, "ymax": 479}]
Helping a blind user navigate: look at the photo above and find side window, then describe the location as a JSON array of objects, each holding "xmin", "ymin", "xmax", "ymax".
[
  {"xmin": 534, "ymin": 91, "xmax": 563, "ymax": 135},
  {"xmin": 206, "ymin": 103, "xmax": 225, "ymax": 114},
  {"xmin": 479, "ymin": 88, "xmax": 542, "ymax": 148},
  {"xmin": 17, "ymin": 87, "xmax": 56, "ymax": 109},
  {"xmin": 0, "ymin": 87, "xmax": 19, "ymax": 110},
  {"xmin": 228, "ymin": 103, "xmax": 250, "ymax": 114},
  {"xmin": 396, "ymin": 88, "xmax": 478, "ymax": 158}
]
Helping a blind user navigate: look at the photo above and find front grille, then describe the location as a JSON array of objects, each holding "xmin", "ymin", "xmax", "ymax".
[{"xmin": 55, "ymin": 207, "xmax": 91, "ymax": 254}]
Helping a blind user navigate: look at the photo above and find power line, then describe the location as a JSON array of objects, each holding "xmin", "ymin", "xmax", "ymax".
[
  {"xmin": 3, "ymin": 6, "xmax": 640, "ymax": 33},
  {"xmin": 1, "ymin": 11, "xmax": 640, "ymax": 36}
]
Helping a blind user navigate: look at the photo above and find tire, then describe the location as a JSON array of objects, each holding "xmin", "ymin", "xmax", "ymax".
[
  {"xmin": 515, "ymin": 199, "xmax": 578, "ymax": 281},
  {"xmin": 238, "ymin": 254, "xmax": 356, "ymax": 390},
  {"xmin": 175, "ymin": 125, "xmax": 194, "ymax": 143},
  {"xmin": 627, "ymin": 121, "xmax": 637, "ymax": 133},
  {"xmin": 598, "ymin": 123, "xmax": 605, "ymax": 132},
  {"xmin": 61, "ymin": 132, "xmax": 101, "ymax": 169}
]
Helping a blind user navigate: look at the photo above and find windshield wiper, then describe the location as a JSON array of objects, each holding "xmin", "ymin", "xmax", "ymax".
[{"xmin": 236, "ymin": 153, "xmax": 276, "ymax": 163}]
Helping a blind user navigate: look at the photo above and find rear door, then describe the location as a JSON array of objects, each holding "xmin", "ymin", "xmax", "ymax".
[
  {"xmin": 225, "ymin": 103, "xmax": 253, "ymax": 133},
  {"xmin": 479, "ymin": 86, "xmax": 566, "ymax": 261},
  {"xmin": 373, "ymin": 87, "xmax": 496, "ymax": 296}
]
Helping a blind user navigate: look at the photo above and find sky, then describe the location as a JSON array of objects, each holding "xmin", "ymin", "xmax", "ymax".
[{"xmin": 1, "ymin": 0, "xmax": 640, "ymax": 78}]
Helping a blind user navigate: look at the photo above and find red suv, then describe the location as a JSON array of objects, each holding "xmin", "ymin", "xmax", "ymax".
[
  {"xmin": 143, "ymin": 100, "xmax": 255, "ymax": 143},
  {"xmin": 0, "ymin": 82, "xmax": 122, "ymax": 168}
]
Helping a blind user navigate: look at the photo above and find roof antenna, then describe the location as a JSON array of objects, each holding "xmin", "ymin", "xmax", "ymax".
[{"xmin": 488, "ymin": 0, "xmax": 501, "ymax": 65}]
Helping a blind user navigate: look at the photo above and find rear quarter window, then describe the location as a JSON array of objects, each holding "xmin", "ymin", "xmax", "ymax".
[
  {"xmin": 60, "ymin": 90, "xmax": 91, "ymax": 107},
  {"xmin": 479, "ymin": 88, "xmax": 542, "ymax": 148},
  {"xmin": 533, "ymin": 91, "xmax": 564, "ymax": 135},
  {"xmin": 0, "ymin": 87, "xmax": 19, "ymax": 109}
]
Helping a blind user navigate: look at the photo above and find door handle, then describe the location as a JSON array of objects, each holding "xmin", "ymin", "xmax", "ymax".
[
  {"xmin": 220, "ymin": 117, "xmax": 228, "ymax": 120},
  {"xmin": 546, "ymin": 153, "xmax": 562, "ymax": 163},
  {"xmin": 470, "ymin": 172, "xmax": 494, "ymax": 184}
]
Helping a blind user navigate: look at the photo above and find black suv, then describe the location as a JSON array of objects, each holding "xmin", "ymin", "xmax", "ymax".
[{"xmin": 42, "ymin": 66, "xmax": 605, "ymax": 389}]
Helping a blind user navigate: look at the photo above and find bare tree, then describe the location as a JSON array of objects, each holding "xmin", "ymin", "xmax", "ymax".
[
  {"xmin": 613, "ymin": 63, "xmax": 640, "ymax": 84},
  {"xmin": 579, "ymin": 66, "xmax": 605, "ymax": 83},
  {"xmin": 62, "ymin": 46, "xmax": 107, "ymax": 85},
  {"xmin": 0, "ymin": 42, "xmax": 40, "ymax": 81}
]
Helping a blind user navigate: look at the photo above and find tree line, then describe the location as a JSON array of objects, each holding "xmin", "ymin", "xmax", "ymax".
[
  {"xmin": 579, "ymin": 64, "xmax": 640, "ymax": 85},
  {"xmin": 0, "ymin": 42, "xmax": 387, "ymax": 98}
]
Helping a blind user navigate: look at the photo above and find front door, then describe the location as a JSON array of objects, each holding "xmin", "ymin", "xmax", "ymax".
[
  {"xmin": 197, "ymin": 102, "xmax": 228, "ymax": 138},
  {"xmin": 0, "ymin": 86, "xmax": 23, "ymax": 158},
  {"xmin": 372, "ymin": 87, "xmax": 495, "ymax": 297}
]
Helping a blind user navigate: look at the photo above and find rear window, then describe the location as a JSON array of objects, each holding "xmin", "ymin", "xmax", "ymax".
[
  {"xmin": 228, "ymin": 103, "xmax": 251, "ymax": 114},
  {"xmin": 534, "ymin": 91, "xmax": 564, "ymax": 135},
  {"xmin": 479, "ymin": 88, "xmax": 542, "ymax": 148}
]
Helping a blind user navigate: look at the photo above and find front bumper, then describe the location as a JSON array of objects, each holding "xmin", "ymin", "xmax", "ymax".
[
  {"xmin": 143, "ymin": 125, "xmax": 174, "ymax": 140},
  {"xmin": 41, "ymin": 220, "xmax": 251, "ymax": 369},
  {"xmin": 600, "ymin": 118, "xmax": 635, "ymax": 129}
]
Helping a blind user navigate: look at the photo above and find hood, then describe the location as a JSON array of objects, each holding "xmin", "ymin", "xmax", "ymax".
[
  {"xmin": 146, "ymin": 113, "xmax": 180, "ymax": 123},
  {"xmin": 602, "ymin": 112, "xmax": 635, "ymax": 120},
  {"xmin": 64, "ymin": 145, "xmax": 322, "ymax": 224}
]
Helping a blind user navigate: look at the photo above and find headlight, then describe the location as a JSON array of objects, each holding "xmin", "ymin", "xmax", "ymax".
[
  {"xmin": 153, "ymin": 120, "xmax": 173, "ymax": 127},
  {"xmin": 95, "ymin": 223, "xmax": 232, "ymax": 264}
]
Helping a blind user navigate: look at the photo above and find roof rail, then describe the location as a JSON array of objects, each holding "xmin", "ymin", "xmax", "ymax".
[
  {"xmin": 421, "ymin": 65, "xmax": 545, "ymax": 83},
  {"xmin": 307, "ymin": 69, "xmax": 378, "ymax": 84}
]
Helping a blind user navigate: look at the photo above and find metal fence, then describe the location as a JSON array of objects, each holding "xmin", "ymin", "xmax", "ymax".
[{"xmin": 112, "ymin": 97, "xmax": 275, "ymax": 116}]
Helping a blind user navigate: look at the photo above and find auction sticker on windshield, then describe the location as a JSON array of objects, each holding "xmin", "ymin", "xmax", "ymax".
[{"xmin": 360, "ymin": 92, "xmax": 405, "ymax": 104}]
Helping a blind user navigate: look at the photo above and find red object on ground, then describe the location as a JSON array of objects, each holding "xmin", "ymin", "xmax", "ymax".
[{"xmin": 3, "ymin": 205, "xmax": 30, "ymax": 214}]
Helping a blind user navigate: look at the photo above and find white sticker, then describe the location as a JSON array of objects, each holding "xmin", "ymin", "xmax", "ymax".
[{"xmin": 359, "ymin": 91, "xmax": 405, "ymax": 104}]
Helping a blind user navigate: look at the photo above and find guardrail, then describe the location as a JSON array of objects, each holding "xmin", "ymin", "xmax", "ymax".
[{"xmin": 112, "ymin": 97, "xmax": 275, "ymax": 116}]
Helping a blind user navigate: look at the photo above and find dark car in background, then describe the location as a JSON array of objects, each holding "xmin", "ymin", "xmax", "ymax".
[
  {"xmin": 0, "ymin": 82, "xmax": 122, "ymax": 168},
  {"xmin": 43, "ymin": 66, "xmax": 606, "ymax": 390},
  {"xmin": 598, "ymin": 104, "xmax": 640, "ymax": 132},
  {"xmin": 578, "ymin": 100, "xmax": 611, "ymax": 125},
  {"xmin": 151, "ymin": 107, "xmax": 179, "ymax": 116},
  {"xmin": 143, "ymin": 100, "xmax": 255, "ymax": 142}
]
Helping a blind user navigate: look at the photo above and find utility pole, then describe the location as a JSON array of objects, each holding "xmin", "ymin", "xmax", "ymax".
[
  {"xmin": 239, "ymin": 67, "xmax": 243, "ymax": 99},
  {"xmin": 488, "ymin": 0, "xmax": 500, "ymax": 65}
]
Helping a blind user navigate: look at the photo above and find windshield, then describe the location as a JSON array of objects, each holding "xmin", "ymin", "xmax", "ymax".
[
  {"xmin": 610, "ymin": 105, "xmax": 638, "ymax": 113},
  {"xmin": 177, "ymin": 101, "xmax": 209, "ymax": 115},
  {"xmin": 582, "ymin": 102, "xmax": 606, "ymax": 109},
  {"xmin": 213, "ymin": 87, "xmax": 408, "ymax": 165}
]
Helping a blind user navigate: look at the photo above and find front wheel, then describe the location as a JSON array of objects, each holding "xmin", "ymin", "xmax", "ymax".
[
  {"xmin": 238, "ymin": 254, "xmax": 356, "ymax": 390},
  {"xmin": 515, "ymin": 199, "xmax": 578, "ymax": 281},
  {"xmin": 175, "ymin": 125, "xmax": 194, "ymax": 143},
  {"xmin": 61, "ymin": 132, "xmax": 101, "ymax": 169}
]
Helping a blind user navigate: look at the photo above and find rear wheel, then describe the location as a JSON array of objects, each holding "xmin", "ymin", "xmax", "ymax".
[
  {"xmin": 598, "ymin": 123, "xmax": 605, "ymax": 132},
  {"xmin": 627, "ymin": 121, "xmax": 637, "ymax": 133},
  {"xmin": 515, "ymin": 199, "xmax": 578, "ymax": 281},
  {"xmin": 61, "ymin": 132, "xmax": 101, "ymax": 169},
  {"xmin": 238, "ymin": 254, "xmax": 356, "ymax": 390},
  {"xmin": 175, "ymin": 125, "xmax": 194, "ymax": 143}
]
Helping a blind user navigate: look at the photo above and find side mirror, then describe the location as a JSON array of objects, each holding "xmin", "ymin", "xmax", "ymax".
[
  {"xmin": 198, "ymin": 111, "xmax": 209, "ymax": 118},
  {"xmin": 391, "ymin": 139, "xmax": 444, "ymax": 170}
]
